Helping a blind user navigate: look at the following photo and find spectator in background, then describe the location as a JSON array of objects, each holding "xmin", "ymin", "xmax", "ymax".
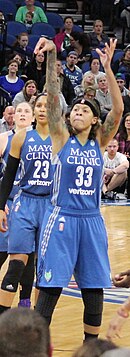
[
  {"xmin": 0, "ymin": 106, "xmax": 15, "ymax": 133},
  {"xmin": 89, "ymin": 19, "xmax": 110, "ymax": 49},
  {"xmin": 120, "ymin": 0, "xmax": 130, "ymax": 31},
  {"xmin": 82, "ymin": 72, "xmax": 95, "ymax": 87},
  {"xmin": 67, "ymin": 31, "xmax": 91, "ymax": 68},
  {"xmin": 12, "ymin": 79, "xmax": 38, "ymax": 108},
  {"xmin": 84, "ymin": 85, "xmax": 97, "ymax": 100},
  {"xmin": 15, "ymin": 0, "xmax": 48, "ymax": 24},
  {"xmin": 74, "ymin": 72, "xmax": 95, "ymax": 97},
  {"xmin": 96, "ymin": 74, "xmax": 112, "ymax": 122},
  {"xmin": 116, "ymin": 112, "xmax": 130, "ymax": 198},
  {"xmin": 1, "ymin": 53, "xmax": 26, "ymax": 78},
  {"xmin": 24, "ymin": 11, "xmax": 33, "ymax": 34},
  {"xmin": 62, "ymin": 51, "xmax": 83, "ymax": 93},
  {"xmin": 12, "ymin": 32, "xmax": 33, "ymax": 66},
  {"xmin": 123, "ymin": 84, "xmax": 130, "ymax": 114},
  {"xmin": 0, "ymin": 307, "xmax": 51, "ymax": 357},
  {"xmin": 54, "ymin": 16, "xmax": 74, "ymax": 58},
  {"xmin": 84, "ymin": 57, "xmax": 104, "ymax": 84},
  {"xmin": 115, "ymin": 72, "xmax": 129, "ymax": 96},
  {"xmin": 102, "ymin": 138, "xmax": 129, "ymax": 199},
  {"xmin": 112, "ymin": 45, "xmax": 130, "ymax": 88},
  {"xmin": 39, "ymin": 58, "xmax": 75, "ymax": 106},
  {"xmin": 0, "ymin": 60, "xmax": 25, "ymax": 100},
  {"xmin": 25, "ymin": 52, "xmax": 46, "ymax": 91}
]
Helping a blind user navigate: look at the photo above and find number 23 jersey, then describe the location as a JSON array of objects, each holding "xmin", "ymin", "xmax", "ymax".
[
  {"xmin": 51, "ymin": 136, "xmax": 103, "ymax": 210},
  {"xmin": 20, "ymin": 129, "xmax": 52, "ymax": 195}
]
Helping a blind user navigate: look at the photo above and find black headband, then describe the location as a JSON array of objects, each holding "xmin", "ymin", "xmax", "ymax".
[{"xmin": 71, "ymin": 98, "xmax": 101, "ymax": 118}]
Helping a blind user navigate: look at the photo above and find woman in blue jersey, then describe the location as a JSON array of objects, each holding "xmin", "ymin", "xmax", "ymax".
[
  {"xmin": 33, "ymin": 37, "xmax": 124, "ymax": 342},
  {"xmin": 0, "ymin": 94, "xmax": 52, "ymax": 312},
  {"xmin": 0, "ymin": 102, "xmax": 35, "ymax": 308}
]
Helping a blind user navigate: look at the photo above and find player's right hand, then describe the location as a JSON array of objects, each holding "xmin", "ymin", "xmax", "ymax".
[
  {"xmin": 0, "ymin": 210, "xmax": 8, "ymax": 232},
  {"xmin": 113, "ymin": 270, "xmax": 130, "ymax": 288}
]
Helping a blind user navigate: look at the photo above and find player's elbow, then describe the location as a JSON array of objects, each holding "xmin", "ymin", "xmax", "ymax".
[{"xmin": 116, "ymin": 101, "xmax": 124, "ymax": 116}]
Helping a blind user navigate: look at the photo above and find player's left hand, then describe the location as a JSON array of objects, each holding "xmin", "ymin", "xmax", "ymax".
[
  {"xmin": 113, "ymin": 270, "xmax": 130, "ymax": 288},
  {"xmin": 0, "ymin": 210, "xmax": 8, "ymax": 232},
  {"xmin": 34, "ymin": 37, "xmax": 55, "ymax": 55},
  {"xmin": 96, "ymin": 38, "xmax": 117, "ymax": 69}
]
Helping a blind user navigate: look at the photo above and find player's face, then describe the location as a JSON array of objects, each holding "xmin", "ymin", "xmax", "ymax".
[
  {"xmin": 14, "ymin": 102, "xmax": 33, "ymax": 129},
  {"xmin": 70, "ymin": 104, "xmax": 97, "ymax": 132},
  {"xmin": 34, "ymin": 95, "xmax": 47, "ymax": 125}
]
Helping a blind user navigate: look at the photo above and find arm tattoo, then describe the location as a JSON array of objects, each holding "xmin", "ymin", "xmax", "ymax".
[
  {"xmin": 101, "ymin": 113, "xmax": 119, "ymax": 138},
  {"xmin": 46, "ymin": 48, "xmax": 62, "ymax": 133}
]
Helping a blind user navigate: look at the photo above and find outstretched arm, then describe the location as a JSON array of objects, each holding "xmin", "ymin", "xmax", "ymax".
[
  {"xmin": 96, "ymin": 39, "xmax": 124, "ymax": 151},
  {"xmin": 34, "ymin": 38, "xmax": 69, "ymax": 152}
]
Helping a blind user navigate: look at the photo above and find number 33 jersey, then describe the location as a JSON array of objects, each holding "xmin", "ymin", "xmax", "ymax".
[
  {"xmin": 51, "ymin": 136, "xmax": 103, "ymax": 210},
  {"xmin": 20, "ymin": 129, "xmax": 52, "ymax": 195}
]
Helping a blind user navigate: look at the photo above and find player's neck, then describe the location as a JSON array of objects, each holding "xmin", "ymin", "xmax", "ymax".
[{"xmin": 36, "ymin": 123, "xmax": 49, "ymax": 139}]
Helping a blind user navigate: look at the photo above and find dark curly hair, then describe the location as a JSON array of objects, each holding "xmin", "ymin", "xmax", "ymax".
[{"xmin": 118, "ymin": 112, "xmax": 130, "ymax": 140}]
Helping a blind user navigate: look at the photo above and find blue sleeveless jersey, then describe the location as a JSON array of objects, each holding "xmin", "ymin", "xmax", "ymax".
[
  {"xmin": 51, "ymin": 136, "xmax": 103, "ymax": 210},
  {"xmin": 20, "ymin": 129, "xmax": 52, "ymax": 195},
  {"xmin": 0, "ymin": 130, "xmax": 21, "ymax": 199}
]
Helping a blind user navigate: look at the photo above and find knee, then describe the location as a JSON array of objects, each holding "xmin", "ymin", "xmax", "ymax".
[
  {"xmin": 1, "ymin": 260, "xmax": 25, "ymax": 293},
  {"xmin": 20, "ymin": 253, "xmax": 35, "ymax": 286},
  {"xmin": 81, "ymin": 288, "xmax": 103, "ymax": 326}
]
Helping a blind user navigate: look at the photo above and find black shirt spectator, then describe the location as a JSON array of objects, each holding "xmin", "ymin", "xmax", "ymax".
[
  {"xmin": 89, "ymin": 19, "xmax": 110, "ymax": 49},
  {"xmin": 39, "ymin": 73, "xmax": 75, "ymax": 105}
]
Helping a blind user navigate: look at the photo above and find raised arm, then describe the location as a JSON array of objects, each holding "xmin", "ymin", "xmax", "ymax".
[
  {"xmin": 34, "ymin": 37, "xmax": 69, "ymax": 153},
  {"xmin": 96, "ymin": 39, "xmax": 124, "ymax": 151}
]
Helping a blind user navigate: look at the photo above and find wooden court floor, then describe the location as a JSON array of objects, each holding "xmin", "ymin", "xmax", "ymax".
[{"xmin": 0, "ymin": 203, "xmax": 130, "ymax": 357}]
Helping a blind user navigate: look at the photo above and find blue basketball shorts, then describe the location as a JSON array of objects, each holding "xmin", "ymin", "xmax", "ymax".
[
  {"xmin": 8, "ymin": 192, "xmax": 50, "ymax": 254},
  {"xmin": 37, "ymin": 205, "xmax": 111, "ymax": 289}
]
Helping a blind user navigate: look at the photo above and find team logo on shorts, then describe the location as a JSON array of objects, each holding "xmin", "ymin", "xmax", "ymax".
[
  {"xmin": 14, "ymin": 201, "xmax": 21, "ymax": 212},
  {"xmin": 44, "ymin": 270, "xmax": 52, "ymax": 282},
  {"xmin": 58, "ymin": 216, "xmax": 65, "ymax": 231},
  {"xmin": 59, "ymin": 223, "xmax": 64, "ymax": 231}
]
